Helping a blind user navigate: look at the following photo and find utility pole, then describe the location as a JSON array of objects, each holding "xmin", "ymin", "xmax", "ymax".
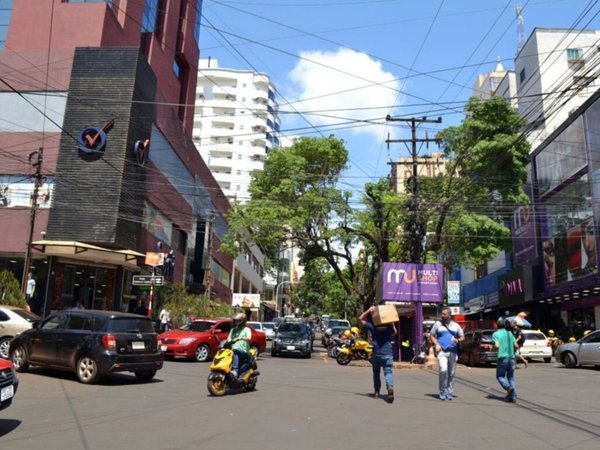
[
  {"xmin": 21, "ymin": 147, "xmax": 44, "ymax": 296},
  {"xmin": 386, "ymin": 116, "xmax": 441, "ymax": 353},
  {"xmin": 385, "ymin": 116, "xmax": 441, "ymax": 263}
]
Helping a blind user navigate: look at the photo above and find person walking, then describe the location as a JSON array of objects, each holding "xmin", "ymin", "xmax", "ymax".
[
  {"xmin": 25, "ymin": 272, "xmax": 36, "ymax": 311},
  {"xmin": 430, "ymin": 307, "xmax": 464, "ymax": 401},
  {"xmin": 159, "ymin": 307, "xmax": 171, "ymax": 333},
  {"xmin": 359, "ymin": 306, "xmax": 396, "ymax": 404},
  {"xmin": 512, "ymin": 321, "xmax": 528, "ymax": 368},
  {"xmin": 493, "ymin": 318, "xmax": 519, "ymax": 403}
]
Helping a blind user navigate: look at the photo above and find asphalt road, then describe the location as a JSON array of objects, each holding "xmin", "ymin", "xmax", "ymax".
[{"xmin": 1, "ymin": 343, "xmax": 599, "ymax": 450}]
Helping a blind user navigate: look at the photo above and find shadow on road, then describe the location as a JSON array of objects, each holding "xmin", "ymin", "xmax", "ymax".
[{"xmin": 0, "ymin": 419, "xmax": 21, "ymax": 437}]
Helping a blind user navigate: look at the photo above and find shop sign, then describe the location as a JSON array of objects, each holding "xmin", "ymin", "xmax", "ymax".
[
  {"xmin": 447, "ymin": 280, "xmax": 461, "ymax": 305},
  {"xmin": 381, "ymin": 262, "xmax": 444, "ymax": 303}
]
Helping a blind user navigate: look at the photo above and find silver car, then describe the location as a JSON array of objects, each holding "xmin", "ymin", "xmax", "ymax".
[
  {"xmin": 0, "ymin": 306, "xmax": 41, "ymax": 359},
  {"xmin": 555, "ymin": 330, "xmax": 600, "ymax": 368}
]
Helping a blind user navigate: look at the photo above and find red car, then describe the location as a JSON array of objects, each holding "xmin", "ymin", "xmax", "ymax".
[
  {"xmin": 0, "ymin": 358, "xmax": 18, "ymax": 412},
  {"xmin": 158, "ymin": 319, "xmax": 267, "ymax": 362}
]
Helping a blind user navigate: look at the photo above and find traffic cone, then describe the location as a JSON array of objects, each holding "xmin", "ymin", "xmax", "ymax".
[{"xmin": 426, "ymin": 345, "xmax": 437, "ymax": 367}]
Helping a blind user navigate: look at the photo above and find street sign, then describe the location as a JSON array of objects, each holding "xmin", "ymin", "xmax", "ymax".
[{"xmin": 132, "ymin": 275, "xmax": 164, "ymax": 286}]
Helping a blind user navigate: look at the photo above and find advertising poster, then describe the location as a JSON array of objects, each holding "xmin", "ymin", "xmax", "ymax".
[{"xmin": 232, "ymin": 293, "xmax": 261, "ymax": 309}]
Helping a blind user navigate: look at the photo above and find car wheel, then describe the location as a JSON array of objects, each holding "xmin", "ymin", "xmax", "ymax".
[
  {"xmin": 195, "ymin": 344, "xmax": 211, "ymax": 362},
  {"xmin": 134, "ymin": 369, "xmax": 157, "ymax": 382},
  {"xmin": 0, "ymin": 337, "xmax": 12, "ymax": 359},
  {"xmin": 11, "ymin": 345, "xmax": 29, "ymax": 372},
  {"xmin": 76, "ymin": 355, "xmax": 100, "ymax": 384},
  {"xmin": 544, "ymin": 357, "xmax": 552, "ymax": 363},
  {"xmin": 562, "ymin": 352, "xmax": 577, "ymax": 368}
]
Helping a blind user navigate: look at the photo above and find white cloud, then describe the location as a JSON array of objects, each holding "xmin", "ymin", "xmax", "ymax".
[{"xmin": 286, "ymin": 48, "xmax": 402, "ymax": 140}]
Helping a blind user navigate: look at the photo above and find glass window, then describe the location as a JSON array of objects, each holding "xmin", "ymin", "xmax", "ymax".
[
  {"xmin": 0, "ymin": 311, "xmax": 9, "ymax": 321},
  {"xmin": 142, "ymin": 0, "xmax": 158, "ymax": 33},
  {"xmin": 42, "ymin": 315, "xmax": 66, "ymax": 330},
  {"xmin": 567, "ymin": 48, "xmax": 583, "ymax": 62},
  {"xmin": 107, "ymin": 317, "xmax": 154, "ymax": 333},
  {"xmin": 187, "ymin": 321, "xmax": 214, "ymax": 332},
  {"xmin": 519, "ymin": 68, "xmax": 526, "ymax": 84},
  {"xmin": 193, "ymin": 0, "xmax": 203, "ymax": 45},
  {"xmin": 0, "ymin": 0, "xmax": 12, "ymax": 51},
  {"xmin": 66, "ymin": 314, "xmax": 91, "ymax": 331}
]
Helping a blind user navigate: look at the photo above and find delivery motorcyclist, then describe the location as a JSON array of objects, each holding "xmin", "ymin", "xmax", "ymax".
[{"xmin": 228, "ymin": 312, "xmax": 251, "ymax": 377}]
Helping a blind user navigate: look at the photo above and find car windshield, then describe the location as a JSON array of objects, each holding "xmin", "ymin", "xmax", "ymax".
[
  {"xmin": 248, "ymin": 323, "xmax": 261, "ymax": 330},
  {"xmin": 481, "ymin": 331, "xmax": 494, "ymax": 341},
  {"xmin": 11, "ymin": 308, "xmax": 41, "ymax": 322},
  {"xmin": 262, "ymin": 323, "xmax": 275, "ymax": 330},
  {"xmin": 328, "ymin": 320, "xmax": 349, "ymax": 328},
  {"xmin": 524, "ymin": 332, "xmax": 546, "ymax": 340},
  {"xmin": 107, "ymin": 317, "xmax": 155, "ymax": 333},
  {"xmin": 278, "ymin": 323, "xmax": 305, "ymax": 333},
  {"xmin": 184, "ymin": 321, "xmax": 214, "ymax": 332}
]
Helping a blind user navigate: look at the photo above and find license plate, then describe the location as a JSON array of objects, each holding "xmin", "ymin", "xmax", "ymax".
[
  {"xmin": 1, "ymin": 385, "xmax": 14, "ymax": 402},
  {"xmin": 286, "ymin": 345, "xmax": 296, "ymax": 350},
  {"xmin": 132, "ymin": 341, "xmax": 145, "ymax": 350},
  {"xmin": 160, "ymin": 345, "xmax": 167, "ymax": 352}
]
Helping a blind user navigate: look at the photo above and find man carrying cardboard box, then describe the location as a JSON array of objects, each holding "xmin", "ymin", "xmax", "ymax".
[{"xmin": 359, "ymin": 306, "xmax": 397, "ymax": 403}]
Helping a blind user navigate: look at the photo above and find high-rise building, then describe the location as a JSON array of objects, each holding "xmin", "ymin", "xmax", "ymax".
[
  {"xmin": 0, "ymin": 0, "xmax": 235, "ymax": 313},
  {"xmin": 193, "ymin": 59, "xmax": 281, "ymax": 204}
]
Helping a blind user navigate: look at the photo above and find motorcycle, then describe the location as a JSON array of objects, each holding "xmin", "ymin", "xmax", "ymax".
[
  {"xmin": 335, "ymin": 337, "xmax": 373, "ymax": 365},
  {"xmin": 326, "ymin": 335, "xmax": 344, "ymax": 359},
  {"xmin": 207, "ymin": 340, "xmax": 260, "ymax": 396}
]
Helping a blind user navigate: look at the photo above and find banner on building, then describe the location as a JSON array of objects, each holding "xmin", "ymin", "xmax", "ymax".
[
  {"xmin": 381, "ymin": 262, "xmax": 444, "ymax": 303},
  {"xmin": 447, "ymin": 280, "xmax": 461, "ymax": 305},
  {"xmin": 232, "ymin": 293, "xmax": 260, "ymax": 309}
]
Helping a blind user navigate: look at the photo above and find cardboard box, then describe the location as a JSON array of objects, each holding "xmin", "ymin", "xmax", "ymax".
[{"xmin": 372, "ymin": 304, "xmax": 399, "ymax": 325}]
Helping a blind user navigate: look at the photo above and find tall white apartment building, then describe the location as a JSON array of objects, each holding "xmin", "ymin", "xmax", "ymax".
[
  {"xmin": 507, "ymin": 28, "xmax": 600, "ymax": 150},
  {"xmin": 193, "ymin": 59, "xmax": 281, "ymax": 204}
]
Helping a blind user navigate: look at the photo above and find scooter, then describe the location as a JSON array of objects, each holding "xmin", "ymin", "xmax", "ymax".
[
  {"xmin": 336, "ymin": 337, "xmax": 373, "ymax": 365},
  {"xmin": 207, "ymin": 340, "xmax": 260, "ymax": 396}
]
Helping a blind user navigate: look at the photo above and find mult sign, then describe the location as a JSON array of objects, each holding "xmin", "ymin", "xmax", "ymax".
[{"xmin": 132, "ymin": 275, "xmax": 164, "ymax": 286}]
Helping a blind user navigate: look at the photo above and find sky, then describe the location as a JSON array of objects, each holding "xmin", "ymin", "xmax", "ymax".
[{"xmin": 198, "ymin": 0, "xmax": 600, "ymax": 205}]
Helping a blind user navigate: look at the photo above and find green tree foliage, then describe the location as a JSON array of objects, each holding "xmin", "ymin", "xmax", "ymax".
[
  {"xmin": 0, "ymin": 270, "xmax": 26, "ymax": 307},
  {"xmin": 156, "ymin": 284, "xmax": 233, "ymax": 328}
]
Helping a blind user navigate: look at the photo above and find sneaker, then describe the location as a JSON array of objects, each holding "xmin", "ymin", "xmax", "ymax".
[
  {"xmin": 505, "ymin": 387, "xmax": 514, "ymax": 400},
  {"xmin": 439, "ymin": 392, "xmax": 447, "ymax": 401},
  {"xmin": 386, "ymin": 387, "xmax": 394, "ymax": 404},
  {"xmin": 446, "ymin": 392, "xmax": 454, "ymax": 401}
]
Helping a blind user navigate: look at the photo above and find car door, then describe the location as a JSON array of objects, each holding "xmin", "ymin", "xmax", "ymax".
[
  {"xmin": 29, "ymin": 314, "xmax": 68, "ymax": 365},
  {"xmin": 578, "ymin": 332, "xmax": 600, "ymax": 365},
  {"xmin": 55, "ymin": 313, "xmax": 92, "ymax": 367}
]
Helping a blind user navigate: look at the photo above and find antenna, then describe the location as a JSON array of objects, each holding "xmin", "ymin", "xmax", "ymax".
[{"xmin": 516, "ymin": 4, "xmax": 525, "ymax": 54}]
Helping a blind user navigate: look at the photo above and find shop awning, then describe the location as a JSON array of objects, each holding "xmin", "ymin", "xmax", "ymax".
[{"xmin": 32, "ymin": 240, "xmax": 144, "ymax": 270}]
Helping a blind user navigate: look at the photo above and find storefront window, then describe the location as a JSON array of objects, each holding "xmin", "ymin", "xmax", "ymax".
[{"xmin": 59, "ymin": 264, "xmax": 112, "ymax": 310}]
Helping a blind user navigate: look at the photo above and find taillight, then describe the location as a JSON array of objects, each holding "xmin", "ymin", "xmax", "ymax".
[
  {"xmin": 480, "ymin": 344, "xmax": 491, "ymax": 351},
  {"xmin": 546, "ymin": 341, "xmax": 552, "ymax": 347},
  {"xmin": 102, "ymin": 334, "xmax": 117, "ymax": 351}
]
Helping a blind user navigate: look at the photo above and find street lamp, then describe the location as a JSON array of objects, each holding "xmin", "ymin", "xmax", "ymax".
[{"xmin": 275, "ymin": 280, "xmax": 292, "ymax": 318}]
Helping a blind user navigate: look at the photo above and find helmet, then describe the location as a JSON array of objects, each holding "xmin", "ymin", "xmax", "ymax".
[
  {"xmin": 232, "ymin": 312, "xmax": 247, "ymax": 328},
  {"xmin": 584, "ymin": 329, "xmax": 591, "ymax": 336},
  {"xmin": 569, "ymin": 336, "xmax": 577, "ymax": 342},
  {"xmin": 343, "ymin": 329, "xmax": 352, "ymax": 338},
  {"xmin": 351, "ymin": 326, "xmax": 360, "ymax": 336},
  {"xmin": 547, "ymin": 329, "xmax": 555, "ymax": 336}
]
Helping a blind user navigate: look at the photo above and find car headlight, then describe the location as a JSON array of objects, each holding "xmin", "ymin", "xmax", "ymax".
[{"xmin": 179, "ymin": 337, "xmax": 197, "ymax": 345}]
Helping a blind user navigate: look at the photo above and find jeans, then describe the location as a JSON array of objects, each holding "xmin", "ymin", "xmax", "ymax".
[
  {"xmin": 496, "ymin": 358, "xmax": 516, "ymax": 400},
  {"xmin": 371, "ymin": 353, "xmax": 394, "ymax": 393},
  {"xmin": 232, "ymin": 349, "xmax": 248, "ymax": 375},
  {"xmin": 437, "ymin": 350, "xmax": 458, "ymax": 395}
]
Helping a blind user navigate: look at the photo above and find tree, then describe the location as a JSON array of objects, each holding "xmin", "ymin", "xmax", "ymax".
[{"xmin": 0, "ymin": 270, "xmax": 26, "ymax": 307}]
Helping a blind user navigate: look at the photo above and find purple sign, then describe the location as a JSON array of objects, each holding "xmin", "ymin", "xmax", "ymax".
[{"xmin": 381, "ymin": 262, "xmax": 444, "ymax": 303}]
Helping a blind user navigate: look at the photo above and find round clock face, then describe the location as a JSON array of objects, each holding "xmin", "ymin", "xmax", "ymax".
[{"xmin": 77, "ymin": 126, "xmax": 108, "ymax": 156}]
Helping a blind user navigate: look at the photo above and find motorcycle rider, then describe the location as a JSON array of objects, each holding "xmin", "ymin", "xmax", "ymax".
[{"xmin": 227, "ymin": 312, "xmax": 252, "ymax": 377}]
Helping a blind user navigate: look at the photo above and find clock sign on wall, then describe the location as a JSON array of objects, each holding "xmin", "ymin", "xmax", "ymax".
[{"xmin": 77, "ymin": 118, "xmax": 115, "ymax": 159}]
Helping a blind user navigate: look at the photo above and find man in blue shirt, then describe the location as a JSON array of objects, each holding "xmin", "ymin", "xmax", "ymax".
[
  {"xmin": 359, "ymin": 306, "xmax": 397, "ymax": 403},
  {"xmin": 430, "ymin": 307, "xmax": 464, "ymax": 400}
]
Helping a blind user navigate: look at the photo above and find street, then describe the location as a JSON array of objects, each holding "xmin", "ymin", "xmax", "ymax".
[{"xmin": 1, "ymin": 345, "xmax": 599, "ymax": 450}]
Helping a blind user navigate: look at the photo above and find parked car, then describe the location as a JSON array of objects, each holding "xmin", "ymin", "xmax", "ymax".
[
  {"xmin": 457, "ymin": 329, "xmax": 497, "ymax": 366},
  {"xmin": 555, "ymin": 329, "xmax": 600, "ymax": 368},
  {"xmin": 261, "ymin": 322, "xmax": 276, "ymax": 340},
  {"xmin": 272, "ymin": 321, "xmax": 313, "ymax": 358},
  {"xmin": 9, "ymin": 310, "xmax": 163, "ymax": 384},
  {"xmin": 520, "ymin": 329, "xmax": 553, "ymax": 363},
  {"xmin": 0, "ymin": 358, "xmax": 18, "ymax": 411},
  {"xmin": 247, "ymin": 321, "xmax": 263, "ymax": 332},
  {"xmin": 0, "ymin": 305, "xmax": 41, "ymax": 359},
  {"xmin": 158, "ymin": 319, "xmax": 267, "ymax": 362}
]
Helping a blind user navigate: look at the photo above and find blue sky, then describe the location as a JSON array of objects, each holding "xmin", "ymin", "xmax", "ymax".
[{"xmin": 199, "ymin": 0, "xmax": 599, "ymax": 203}]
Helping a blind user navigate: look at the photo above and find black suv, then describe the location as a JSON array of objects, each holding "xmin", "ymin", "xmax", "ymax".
[
  {"xmin": 271, "ymin": 321, "xmax": 313, "ymax": 358},
  {"xmin": 9, "ymin": 310, "xmax": 163, "ymax": 384},
  {"xmin": 457, "ymin": 329, "xmax": 497, "ymax": 367}
]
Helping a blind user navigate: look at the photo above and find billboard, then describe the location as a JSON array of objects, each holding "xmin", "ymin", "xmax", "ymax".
[
  {"xmin": 232, "ymin": 293, "xmax": 260, "ymax": 309},
  {"xmin": 381, "ymin": 263, "xmax": 444, "ymax": 303},
  {"xmin": 447, "ymin": 280, "xmax": 461, "ymax": 305}
]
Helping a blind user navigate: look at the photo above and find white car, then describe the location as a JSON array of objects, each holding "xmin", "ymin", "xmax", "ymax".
[
  {"xmin": 0, "ymin": 305, "xmax": 41, "ymax": 359},
  {"xmin": 261, "ymin": 322, "xmax": 276, "ymax": 340},
  {"xmin": 519, "ymin": 330, "xmax": 553, "ymax": 363},
  {"xmin": 247, "ymin": 321, "xmax": 263, "ymax": 332}
]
